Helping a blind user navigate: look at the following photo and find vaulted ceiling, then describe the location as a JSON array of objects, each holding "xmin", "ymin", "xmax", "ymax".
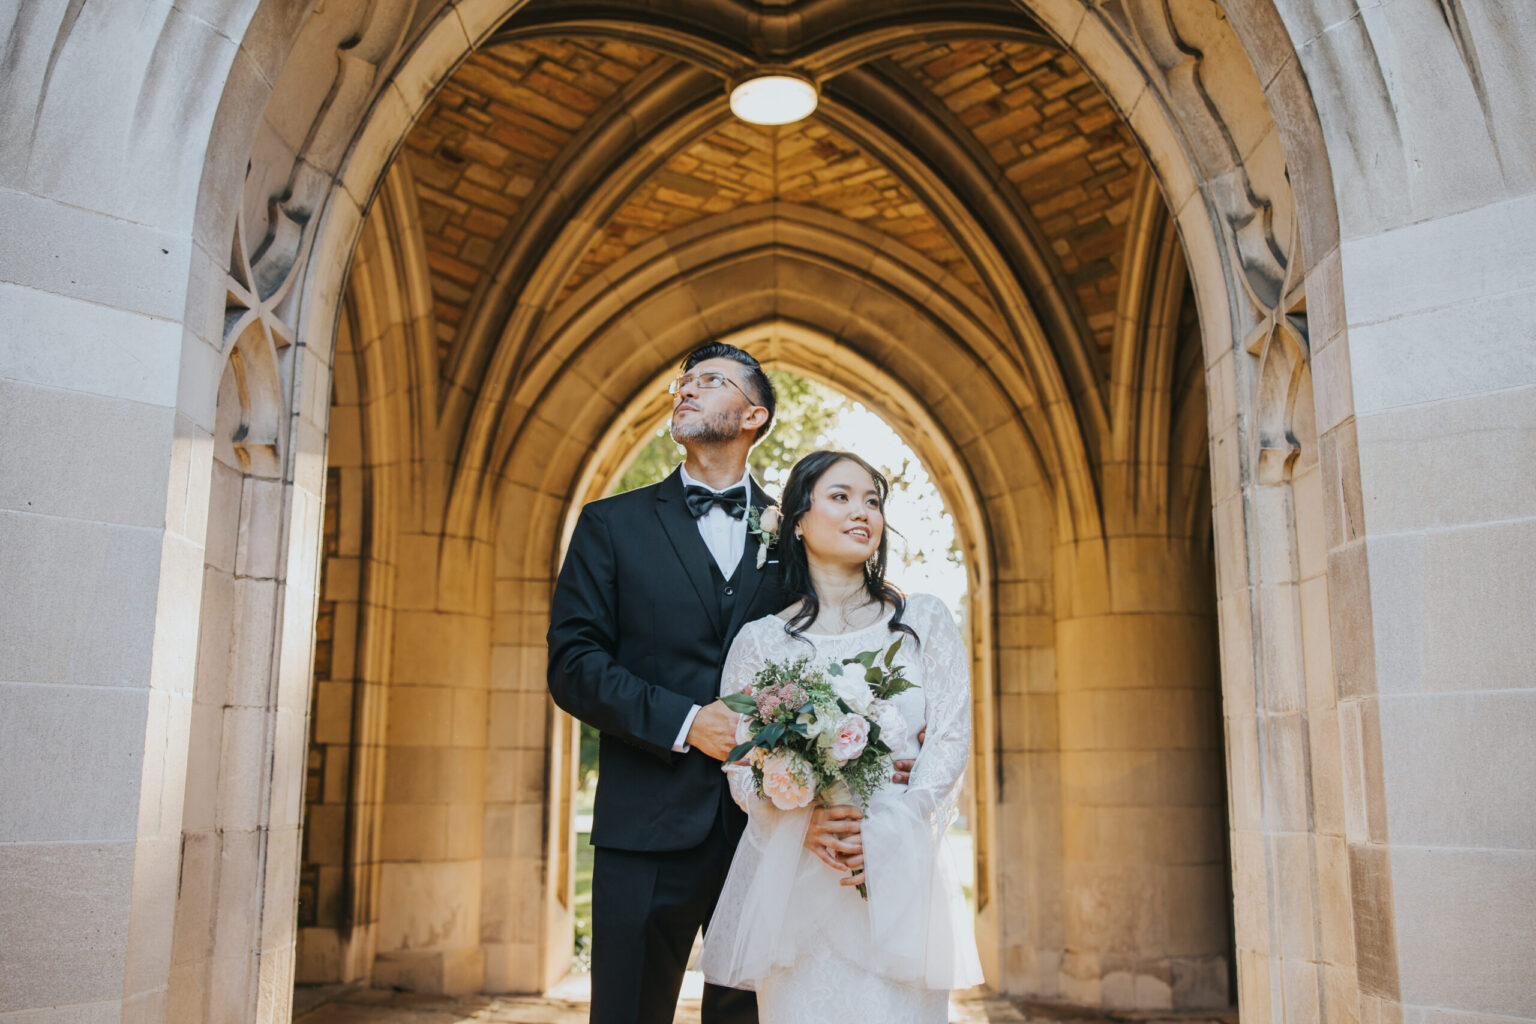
[
  {"xmin": 400, "ymin": 4, "xmax": 1153, "ymax": 370},
  {"xmin": 359, "ymin": 0, "xmax": 1203, "ymax": 538}
]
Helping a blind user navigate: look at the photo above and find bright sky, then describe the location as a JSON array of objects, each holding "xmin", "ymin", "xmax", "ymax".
[{"xmin": 821, "ymin": 403, "xmax": 969, "ymax": 617}]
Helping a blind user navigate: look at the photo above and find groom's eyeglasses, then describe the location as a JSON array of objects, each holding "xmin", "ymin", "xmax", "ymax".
[{"xmin": 668, "ymin": 372, "xmax": 760, "ymax": 407}]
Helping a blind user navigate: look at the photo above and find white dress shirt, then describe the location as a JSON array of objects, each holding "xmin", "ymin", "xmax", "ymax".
[{"xmin": 672, "ymin": 462, "xmax": 753, "ymax": 752}]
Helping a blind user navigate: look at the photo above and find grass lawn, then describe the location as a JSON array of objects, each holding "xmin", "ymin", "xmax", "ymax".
[
  {"xmin": 573, "ymin": 777, "xmax": 597, "ymax": 967},
  {"xmin": 574, "ymin": 836, "xmax": 594, "ymax": 941}
]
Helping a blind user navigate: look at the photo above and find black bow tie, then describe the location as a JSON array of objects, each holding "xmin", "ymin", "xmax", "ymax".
[{"xmin": 684, "ymin": 483, "xmax": 748, "ymax": 519}]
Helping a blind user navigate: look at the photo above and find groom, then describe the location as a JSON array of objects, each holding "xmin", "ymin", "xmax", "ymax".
[{"xmin": 548, "ymin": 342, "xmax": 785, "ymax": 1024}]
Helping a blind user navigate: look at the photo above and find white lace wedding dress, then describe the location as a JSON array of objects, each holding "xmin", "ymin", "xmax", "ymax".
[{"xmin": 701, "ymin": 593, "xmax": 983, "ymax": 1023}]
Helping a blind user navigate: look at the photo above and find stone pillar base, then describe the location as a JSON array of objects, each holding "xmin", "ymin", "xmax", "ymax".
[
  {"xmin": 1060, "ymin": 951, "xmax": 1230, "ymax": 1010},
  {"xmin": 373, "ymin": 947, "xmax": 486, "ymax": 995},
  {"xmin": 483, "ymin": 940, "xmax": 550, "ymax": 994}
]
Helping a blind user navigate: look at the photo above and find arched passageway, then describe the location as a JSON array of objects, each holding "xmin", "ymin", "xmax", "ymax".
[
  {"xmin": 252, "ymin": 1, "xmax": 1299, "ymax": 1014},
  {"xmin": 21, "ymin": 2, "xmax": 1536, "ymax": 1024}
]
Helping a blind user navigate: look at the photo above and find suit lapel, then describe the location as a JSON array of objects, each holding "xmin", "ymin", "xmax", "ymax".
[
  {"xmin": 654, "ymin": 468, "xmax": 725, "ymax": 636},
  {"xmin": 725, "ymin": 479, "xmax": 778, "ymax": 641}
]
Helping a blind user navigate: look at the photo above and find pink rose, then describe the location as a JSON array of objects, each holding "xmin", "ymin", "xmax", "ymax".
[
  {"xmin": 760, "ymin": 506, "xmax": 781, "ymax": 534},
  {"xmin": 761, "ymin": 751, "xmax": 815, "ymax": 810},
  {"xmin": 829, "ymin": 714, "xmax": 870, "ymax": 763}
]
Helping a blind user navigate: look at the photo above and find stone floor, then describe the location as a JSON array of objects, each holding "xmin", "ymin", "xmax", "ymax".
[{"xmin": 294, "ymin": 974, "xmax": 1240, "ymax": 1024}]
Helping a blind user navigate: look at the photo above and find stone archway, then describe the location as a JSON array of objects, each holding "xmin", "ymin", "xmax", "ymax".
[
  {"xmin": 176, "ymin": 0, "xmax": 1358, "ymax": 1018},
  {"xmin": 27, "ymin": 1, "xmax": 1536, "ymax": 1023}
]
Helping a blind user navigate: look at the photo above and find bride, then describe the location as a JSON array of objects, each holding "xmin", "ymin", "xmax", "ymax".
[{"xmin": 701, "ymin": 450, "xmax": 983, "ymax": 1023}]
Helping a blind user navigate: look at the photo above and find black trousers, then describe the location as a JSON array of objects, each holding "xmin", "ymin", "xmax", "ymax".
[{"xmin": 590, "ymin": 807, "xmax": 759, "ymax": 1024}]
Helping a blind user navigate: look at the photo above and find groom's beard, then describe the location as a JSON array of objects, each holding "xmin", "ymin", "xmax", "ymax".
[{"xmin": 670, "ymin": 405, "xmax": 740, "ymax": 444}]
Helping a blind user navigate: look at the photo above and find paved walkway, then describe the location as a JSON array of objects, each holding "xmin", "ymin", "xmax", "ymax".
[{"xmin": 295, "ymin": 974, "xmax": 1238, "ymax": 1024}]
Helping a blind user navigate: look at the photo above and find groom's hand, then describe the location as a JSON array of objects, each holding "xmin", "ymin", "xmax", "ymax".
[
  {"xmin": 805, "ymin": 804, "xmax": 862, "ymax": 871},
  {"xmin": 685, "ymin": 699, "xmax": 741, "ymax": 761},
  {"xmin": 891, "ymin": 727, "xmax": 927, "ymax": 784}
]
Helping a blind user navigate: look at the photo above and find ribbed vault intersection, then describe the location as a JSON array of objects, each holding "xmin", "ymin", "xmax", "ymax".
[{"xmin": 387, "ymin": 4, "xmax": 1192, "ymax": 544}]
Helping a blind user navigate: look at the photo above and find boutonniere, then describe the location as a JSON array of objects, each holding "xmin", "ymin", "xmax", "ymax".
[{"xmin": 747, "ymin": 505, "xmax": 782, "ymax": 569}]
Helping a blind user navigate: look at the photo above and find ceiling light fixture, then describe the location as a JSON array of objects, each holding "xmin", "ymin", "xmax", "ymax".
[{"xmin": 729, "ymin": 71, "xmax": 818, "ymax": 125}]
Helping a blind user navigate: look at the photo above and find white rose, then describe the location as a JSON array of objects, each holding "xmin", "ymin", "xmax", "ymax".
[
  {"xmin": 831, "ymin": 673, "xmax": 874, "ymax": 715},
  {"xmin": 868, "ymin": 700, "xmax": 907, "ymax": 747}
]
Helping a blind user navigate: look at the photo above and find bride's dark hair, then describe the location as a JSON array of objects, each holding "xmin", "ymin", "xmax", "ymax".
[{"xmin": 776, "ymin": 450, "xmax": 918, "ymax": 645}]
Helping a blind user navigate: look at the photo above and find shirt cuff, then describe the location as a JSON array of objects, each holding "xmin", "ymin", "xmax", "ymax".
[{"xmin": 673, "ymin": 704, "xmax": 702, "ymax": 753}]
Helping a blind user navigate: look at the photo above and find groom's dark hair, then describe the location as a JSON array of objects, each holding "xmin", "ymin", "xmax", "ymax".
[{"xmin": 682, "ymin": 342, "xmax": 776, "ymax": 441}]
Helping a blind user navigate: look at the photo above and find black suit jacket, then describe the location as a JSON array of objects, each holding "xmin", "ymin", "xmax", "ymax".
[{"xmin": 547, "ymin": 468, "xmax": 786, "ymax": 851}]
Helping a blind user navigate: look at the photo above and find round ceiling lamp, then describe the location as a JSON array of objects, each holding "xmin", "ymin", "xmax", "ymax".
[{"xmin": 729, "ymin": 71, "xmax": 818, "ymax": 125}]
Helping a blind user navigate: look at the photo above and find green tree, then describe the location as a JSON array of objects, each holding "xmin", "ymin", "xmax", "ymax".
[
  {"xmin": 610, "ymin": 426, "xmax": 682, "ymax": 496},
  {"xmin": 611, "ymin": 370, "xmax": 847, "ymax": 496},
  {"xmin": 747, "ymin": 371, "xmax": 850, "ymax": 493}
]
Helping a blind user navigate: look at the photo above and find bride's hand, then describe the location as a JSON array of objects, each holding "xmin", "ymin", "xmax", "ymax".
[
  {"xmin": 804, "ymin": 804, "xmax": 862, "ymax": 870},
  {"xmin": 891, "ymin": 727, "xmax": 927, "ymax": 784}
]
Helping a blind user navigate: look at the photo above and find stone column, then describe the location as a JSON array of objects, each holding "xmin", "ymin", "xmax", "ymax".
[
  {"xmin": 1054, "ymin": 535, "xmax": 1229, "ymax": 1008},
  {"xmin": 484, "ymin": 483, "xmax": 580, "ymax": 993},
  {"xmin": 990, "ymin": 570, "xmax": 1067, "ymax": 996},
  {"xmin": 483, "ymin": 562, "xmax": 561, "ymax": 993},
  {"xmin": 371, "ymin": 533, "xmax": 491, "ymax": 994}
]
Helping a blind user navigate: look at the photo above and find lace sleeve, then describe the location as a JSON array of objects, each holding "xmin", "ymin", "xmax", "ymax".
[
  {"xmin": 906, "ymin": 593, "xmax": 971, "ymax": 829},
  {"xmin": 858, "ymin": 593, "xmax": 982, "ymax": 989}
]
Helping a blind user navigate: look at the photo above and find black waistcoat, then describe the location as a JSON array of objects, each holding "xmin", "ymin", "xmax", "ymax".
[{"xmin": 709, "ymin": 551, "xmax": 746, "ymax": 621}]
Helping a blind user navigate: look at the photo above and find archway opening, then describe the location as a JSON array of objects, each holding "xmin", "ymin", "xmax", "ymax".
[
  {"xmin": 170, "ymin": 0, "xmax": 1361, "ymax": 1018},
  {"xmin": 560, "ymin": 364, "xmax": 980, "ymax": 992},
  {"xmin": 283, "ymin": 10, "xmax": 1242, "ymax": 1005}
]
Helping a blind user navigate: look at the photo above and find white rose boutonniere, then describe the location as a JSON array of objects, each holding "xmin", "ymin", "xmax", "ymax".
[{"xmin": 747, "ymin": 504, "xmax": 781, "ymax": 569}]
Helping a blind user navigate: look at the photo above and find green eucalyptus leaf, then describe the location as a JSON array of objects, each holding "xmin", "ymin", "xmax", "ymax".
[
  {"xmin": 827, "ymin": 662, "xmax": 844, "ymax": 676},
  {"xmin": 727, "ymin": 742, "xmax": 753, "ymax": 762},
  {"xmin": 721, "ymin": 692, "xmax": 758, "ymax": 714},
  {"xmin": 884, "ymin": 637, "xmax": 903, "ymax": 667}
]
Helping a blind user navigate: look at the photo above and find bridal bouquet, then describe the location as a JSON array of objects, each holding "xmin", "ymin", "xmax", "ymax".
[{"xmin": 724, "ymin": 638, "xmax": 916, "ymax": 893}]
